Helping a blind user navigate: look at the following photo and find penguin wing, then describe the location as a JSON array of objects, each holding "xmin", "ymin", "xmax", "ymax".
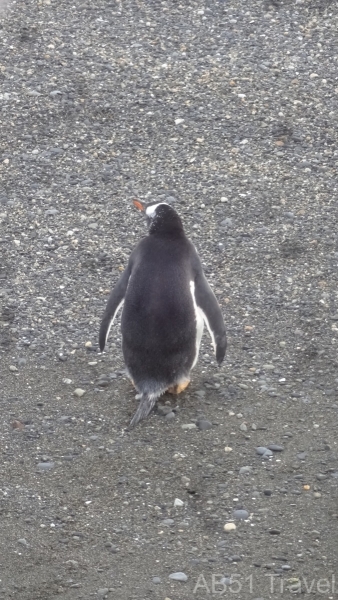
[
  {"xmin": 99, "ymin": 265, "xmax": 131, "ymax": 351},
  {"xmin": 193, "ymin": 268, "xmax": 227, "ymax": 365}
]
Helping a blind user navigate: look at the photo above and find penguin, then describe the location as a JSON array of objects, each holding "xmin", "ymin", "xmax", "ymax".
[{"xmin": 99, "ymin": 199, "xmax": 227, "ymax": 427}]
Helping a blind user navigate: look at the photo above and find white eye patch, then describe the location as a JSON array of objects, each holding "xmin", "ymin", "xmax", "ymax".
[{"xmin": 145, "ymin": 202, "xmax": 169, "ymax": 218}]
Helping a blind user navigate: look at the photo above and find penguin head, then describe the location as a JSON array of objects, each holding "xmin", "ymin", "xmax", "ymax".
[{"xmin": 133, "ymin": 199, "xmax": 184, "ymax": 236}]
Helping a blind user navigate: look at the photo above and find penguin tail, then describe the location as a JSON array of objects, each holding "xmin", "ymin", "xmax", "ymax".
[{"xmin": 128, "ymin": 393, "xmax": 158, "ymax": 428}]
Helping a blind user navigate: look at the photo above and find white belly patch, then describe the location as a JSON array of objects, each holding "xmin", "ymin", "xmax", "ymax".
[{"xmin": 190, "ymin": 281, "xmax": 204, "ymax": 369}]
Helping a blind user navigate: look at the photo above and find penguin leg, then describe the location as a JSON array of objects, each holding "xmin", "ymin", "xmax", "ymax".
[{"xmin": 167, "ymin": 379, "xmax": 190, "ymax": 394}]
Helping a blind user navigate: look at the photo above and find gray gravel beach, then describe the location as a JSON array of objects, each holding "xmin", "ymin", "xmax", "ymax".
[{"xmin": 1, "ymin": 0, "xmax": 338, "ymax": 598}]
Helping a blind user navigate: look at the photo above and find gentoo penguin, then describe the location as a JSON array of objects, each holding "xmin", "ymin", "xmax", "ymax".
[{"xmin": 99, "ymin": 200, "xmax": 226, "ymax": 427}]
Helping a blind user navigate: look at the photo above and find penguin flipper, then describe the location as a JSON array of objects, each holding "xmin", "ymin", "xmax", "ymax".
[
  {"xmin": 128, "ymin": 393, "xmax": 158, "ymax": 428},
  {"xmin": 99, "ymin": 266, "xmax": 131, "ymax": 351},
  {"xmin": 194, "ymin": 271, "xmax": 227, "ymax": 365}
]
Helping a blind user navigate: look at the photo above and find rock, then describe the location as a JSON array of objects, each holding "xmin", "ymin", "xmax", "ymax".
[
  {"xmin": 97, "ymin": 589, "xmax": 109, "ymax": 597},
  {"xmin": 169, "ymin": 572, "xmax": 188, "ymax": 582},
  {"xmin": 174, "ymin": 498, "xmax": 184, "ymax": 507},
  {"xmin": 164, "ymin": 411, "xmax": 176, "ymax": 421},
  {"xmin": 152, "ymin": 577, "xmax": 161, "ymax": 584},
  {"xmin": 233, "ymin": 509, "xmax": 249, "ymax": 520},
  {"xmin": 37, "ymin": 461, "xmax": 55, "ymax": 471},
  {"xmin": 12, "ymin": 420, "xmax": 25, "ymax": 430},
  {"xmin": 18, "ymin": 538, "xmax": 29, "ymax": 547},
  {"xmin": 157, "ymin": 405, "xmax": 173, "ymax": 416},
  {"xmin": 74, "ymin": 388, "xmax": 86, "ymax": 397},
  {"xmin": 181, "ymin": 423, "xmax": 197, "ymax": 430},
  {"xmin": 197, "ymin": 419, "xmax": 212, "ymax": 430},
  {"xmin": 239, "ymin": 423, "xmax": 248, "ymax": 431},
  {"xmin": 162, "ymin": 519, "xmax": 174, "ymax": 526},
  {"xmin": 256, "ymin": 446, "xmax": 273, "ymax": 457},
  {"xmin": 224, "ymin": 522, "xmax": 237, "ymax": 532},
  {"xmin": 239, "ymin": 466, "xmax": 252, "ymax": 475},
  {"xmin": 267, "ymin": 444, "xmax": 284, "ymax": 452},
  {"xmin": 9, "ymin": 365, "xmax": 18, "ymax": 372}
]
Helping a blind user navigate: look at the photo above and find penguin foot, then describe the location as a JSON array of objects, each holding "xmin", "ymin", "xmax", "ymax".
[{"xmin": 167, "ymin": 380, "xmax": 190, "ymax": 394}]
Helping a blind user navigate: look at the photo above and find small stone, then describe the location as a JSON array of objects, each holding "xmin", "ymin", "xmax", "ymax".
[
  {"xmin": 162, "ymin": 519, "xmax": 174, "ymax": 526},
  {"xmin": 74, "ymin": 388, "xmax": 86, "ymax": 398},
  {"xmin": 97, "ymin": 589, "xmax": 109, "ymax": 597},
  {"xmin": 85, "ymin": 341, "xmax": 92, "ymax": 348},
  {"xmin": 239, "ymin": 466, "xmax": 252, "ymax": 475},
  {"xmin": 18, "ymin": 538, "xmax": 29, "ymax": 547},
  {"xmin": 224, "ymin": 446, "xmax": 233, "ymax": 452},
  {"xmin": 256, "ymin": 446, "xmax": 267, "ymax": 455},
  {"xmin": 152, "ymin": 577, "xmax": 161, "ymax": 584},
  {"xmin": 239, "ymin": 423, "xmax": 248, "ymax": 432},
  {"xmin": 169, "ymin": 572, "xmax": 188, "ymax": 582},
  {"xmin": 316, "ymin": 473, "xmax": 327, "ymax": 481},
  {"xmin": 174, "ymin": 498, "xmax": 184, "ymax": 507},
  {"xmin": 12, "ymin": 420, "xmax": 25, "ymax": 430},
  {"xmin": 264, "ymin": 489, "xmax": 273, "ymax": 496},
  {"xmin": 181, "ymin": 423, "xmax": 197, "ymax": 430},
  {"xmin": 157, "ymin": 405, "xmax": 173, "ymax": 416},
  {"xmin": 9, "ymin": 365, "xmax": 18, "ymax": 372},
  {"xmin": 233, "ymin": 509, "xmax": 249, "ymax": 520},
  {"xmin": 267, "ymin": 444, "xmax": 284, "ymax": 452},
  {"xmin": 18, "ymin": 358, "xmax": 27, "ymax": 367},
  {"xmin": 197, "ymin": 419, "xmax": 212, "ymax": 431},
  {"xmin": 63, "ymin": 378, "xmax": 72, "ymax": 384},
  {"xmin": 37, "ymin": 462, "xmax": 55, "ymax": 471},
  {"xmin": 269, "ymin": 529, "xmax": 281, "ymax": 535},
  {"xmin": 251, "ymin": 423, "xmax": 257, "ymax": 430},
  {"xmin": 224, "ymin": 522, "xmax": 237, "ymax": 532},
  {"xmin": 313, "ymin": 492, "xmax": 322, "ymax": 498},
  {"xmin": 282, "ymin": 565, "xmax": 291, "ymax": 571},
  {"xmin": 164, "ymin": 411, "xmax": 176, "ymax": 421},
  {"xmin": 174, "ymin": 118, "xmax": 185, "ymax": 125}
]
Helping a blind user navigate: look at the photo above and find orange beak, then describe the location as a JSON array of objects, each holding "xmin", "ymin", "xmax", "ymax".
[{"xmin": 133, "ymin": 199, "xmax": 145, "ymax": 211}]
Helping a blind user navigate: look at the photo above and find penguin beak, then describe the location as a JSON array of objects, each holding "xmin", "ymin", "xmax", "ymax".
[{"xmin": 133, "ymin": 199, "xmax": 145, "ymax": 212}]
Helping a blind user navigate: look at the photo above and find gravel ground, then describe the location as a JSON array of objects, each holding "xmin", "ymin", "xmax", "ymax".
[{"xmin": 1, "ymin": 0, "xmax": 338, "ymax": 598}]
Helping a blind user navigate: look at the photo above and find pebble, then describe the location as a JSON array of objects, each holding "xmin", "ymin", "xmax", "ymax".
[
  {"xmin": 197, "ymin": 419, "xmax": 212, "ymax": 430},
  {"xmin": 152, "ymin": 577, "xmax": 161, "ymax": 584},
  {"xmin": 181, "ymin": 423, "xmax": 197, "ymax": 430},
  {"xmin": 157, "ymin": 405, "xmax": 173, "ymax": 416},
  {"xmin": 174, "ymin": 498, "xmax": 184, "ymax": 507},
  {"xmin": 224, "ymin": 522, "xmax": 237, "ymax": 532},
  {"xmin": 239, "ymin": 466, "xmax": 253, "ymax": 475},
  {"xmin": 316, "ymin": 473, "xmax": 327, "ymax": 481},
  {"xmin": 9, "ymin": 365, "xmax": 18, "ymax": 372},
  {"xmin": 269, "ymin": 529, "xmax": 281, "ymax": 535},
  {"xmin": 233, "ymin": 509, "xmax": 249, "ymax": 520},
  {"xmin": 74, "ymin": 388, "xmax": 86, "ymax": 398},
  {"xmin": 97, "ymin": 589, "xmax": 109, "ymax": 597},
  {"xmin": 18, "ymin": 538, "xmax": 29, "ymax": 547},
  {"xmin": 264, "ymin": 489, "xmax": 273, "ymax": 496},
  {"xmin": 18, "ymin": 358, "xmax": 27, "ymax": 367},
  {"xmin": 37, "ymin": 461, "xmax": 55, "ymax": 471},
  {"xmin": 162, "ymin": 519, "xmax": 174, "ymax": 526},
  {"xmin": 256, "ymin": 446, "xmax": 273, "ymax": 457},
  {"xmin": 239, "ymin": 423, "xmax": 248, "ymax": 432},
  {"xmin": 164, "ymin": 411, "xmax": 176, "ymax": 421},
  {"xmin": 169, "ymin": 572, "xmax": 188, "ymax": 582},
  {"xmin": 63, "ymin": 378, "xmax": 72, "ymax": 385},
  {"xmin": 267, "ymin": 444, "xmax": 284, "ymax": 452},
  {"xmin": 224, "ymin": 446, "xmax": 233, "ymax": 452}
]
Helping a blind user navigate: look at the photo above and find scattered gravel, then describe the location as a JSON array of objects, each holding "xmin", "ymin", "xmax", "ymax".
[{"xmin": 1, "ymin": 0, "xmax": 337, "ymax": 597}]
